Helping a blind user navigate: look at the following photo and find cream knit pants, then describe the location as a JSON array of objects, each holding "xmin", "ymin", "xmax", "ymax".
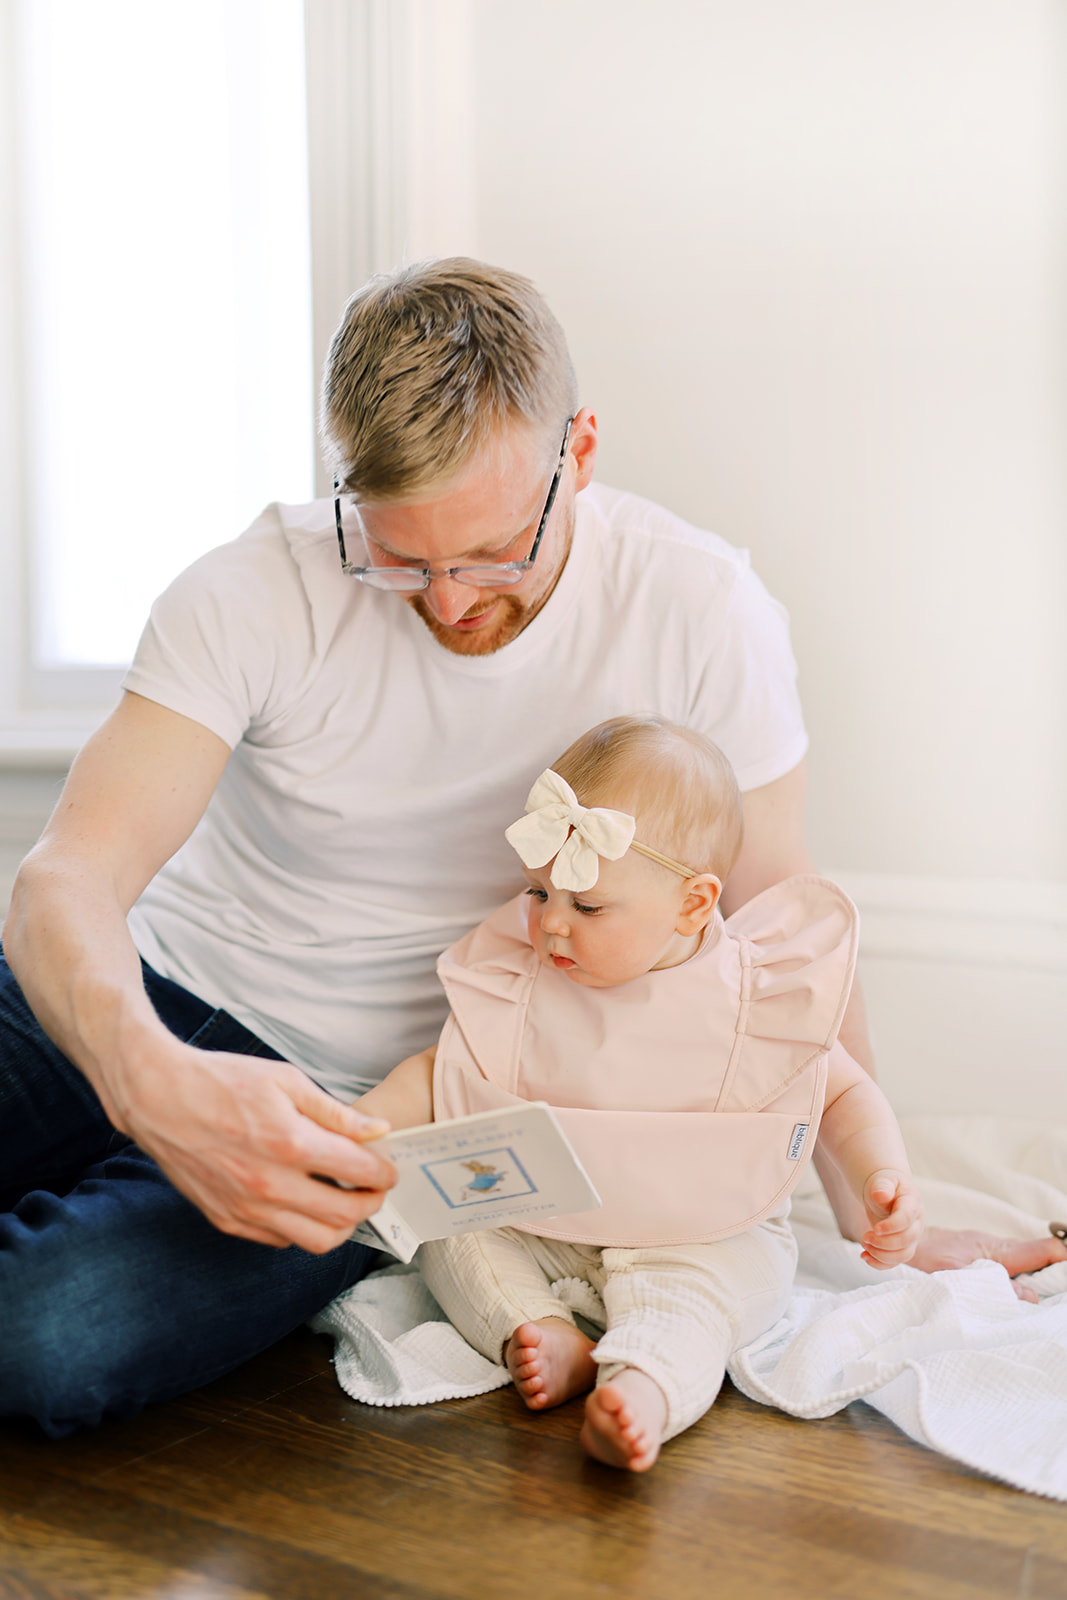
[{"xmin": 418, "ymin": 1217, "xmax": 797, "ymax": 1441}]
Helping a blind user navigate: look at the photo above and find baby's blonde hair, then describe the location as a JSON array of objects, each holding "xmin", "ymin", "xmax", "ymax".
[{"xmin": 551, "ymin": 716, "xmax": 744, "ymax": 881}]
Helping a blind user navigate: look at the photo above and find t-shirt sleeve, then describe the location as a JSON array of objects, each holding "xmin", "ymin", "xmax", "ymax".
[
  {"xmin": 122, "ymin": 515, "xmax": 306, "ymax": 750},
  {"xmin": 692, "ymin": 564, "xmax": 809, "ymax": 792}
]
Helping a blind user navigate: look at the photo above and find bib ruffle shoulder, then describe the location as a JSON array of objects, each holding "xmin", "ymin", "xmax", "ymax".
[{"xmin": 433, "ymin": 875, "xmax": 858, "ymax": 1247}]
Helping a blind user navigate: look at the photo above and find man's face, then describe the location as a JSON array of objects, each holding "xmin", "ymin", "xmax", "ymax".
[{"xmin": 352, "ymin": 411, "xmax": 596, "ymax": 656}]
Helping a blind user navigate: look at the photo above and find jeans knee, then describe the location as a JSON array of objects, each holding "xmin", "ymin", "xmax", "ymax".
[
  {"xmin": 0, "ymin": 1176, "xmax": 384, "ymax": 1436},
  {"xmin": 0, "ymin": 1192, "xmax": 152, "ymax": 1435}
]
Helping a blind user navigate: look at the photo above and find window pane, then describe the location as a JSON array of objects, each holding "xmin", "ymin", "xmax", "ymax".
[{"xmin": 18, "ymin": 0, "xmax": 314, "ymax": 666}]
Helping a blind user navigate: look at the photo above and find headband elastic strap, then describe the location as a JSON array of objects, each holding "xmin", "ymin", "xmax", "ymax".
[{"xmin": 629, "ymin": 840, "xmax": 701, "ymax": 880}]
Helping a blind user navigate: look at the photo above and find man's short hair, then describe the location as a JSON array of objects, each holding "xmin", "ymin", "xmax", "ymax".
[{"xmin": 321, "ymin": 258, "xmax": 579, "ymax": 500}]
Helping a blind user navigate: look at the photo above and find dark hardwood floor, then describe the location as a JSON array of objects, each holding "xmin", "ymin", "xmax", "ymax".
[{"xmin": 0, "ymin": 1327, "xmax": 1064, "ymax": 1600}]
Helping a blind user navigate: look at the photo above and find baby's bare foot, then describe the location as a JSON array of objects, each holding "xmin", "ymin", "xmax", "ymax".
[
  {"xmin": 580, "ymin": 1369, "xmax": 668, "ymax": 1472},
  {"xmin": 504, "ymin": 1318, "xmax": 597, "ymax": 1410}
]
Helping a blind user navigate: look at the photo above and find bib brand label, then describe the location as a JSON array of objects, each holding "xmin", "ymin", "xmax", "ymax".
[{"xmin": 787, "ymin": 1123, "xmax": 810, "ymax": 1161}]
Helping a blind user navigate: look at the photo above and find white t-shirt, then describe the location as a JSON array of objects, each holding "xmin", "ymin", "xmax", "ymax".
[{"xmin": 124, "ymin": 482, "xmax": 808, "ymax": 1098}]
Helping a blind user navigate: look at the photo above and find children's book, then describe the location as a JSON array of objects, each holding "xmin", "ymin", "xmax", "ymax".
[{"xmin": 352, "ymin": 1101, "xmax": 601, "ymax": 1263}]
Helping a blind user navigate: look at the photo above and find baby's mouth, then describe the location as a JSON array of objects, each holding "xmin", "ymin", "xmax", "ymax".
[{"xmin": 550, "ymin": 953, "xmax": 576, "ymax": 969}]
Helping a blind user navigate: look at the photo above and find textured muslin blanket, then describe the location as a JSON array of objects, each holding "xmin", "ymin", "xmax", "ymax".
[{"xmin": 311, "ymin": 1115, "xmax": 1067, "ymax": 1499}]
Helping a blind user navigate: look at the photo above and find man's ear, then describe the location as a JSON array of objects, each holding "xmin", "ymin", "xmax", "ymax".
[
  {"xmin": 569, "ymin": 407, "xmax": 598, "ymax": 492},
  {"xmin": 675, "ymin": 874, "xmax": 722, "ymax": 936}
]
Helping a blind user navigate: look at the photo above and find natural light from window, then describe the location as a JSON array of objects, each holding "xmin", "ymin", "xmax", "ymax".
[{"xmin": 17, "ymin": 0, "xmax": 314, "ymax": 667}]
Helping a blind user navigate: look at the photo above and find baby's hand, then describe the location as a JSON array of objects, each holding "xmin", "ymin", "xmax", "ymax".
[{"xmin": 859, "ymin": 1170, "xmax": 923, "ymax": 1269}]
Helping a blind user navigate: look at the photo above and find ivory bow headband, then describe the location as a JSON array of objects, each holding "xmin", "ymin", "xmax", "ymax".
[{"xmin": 504, "ymin": 769, "xmax": 699, "ymax": 892}]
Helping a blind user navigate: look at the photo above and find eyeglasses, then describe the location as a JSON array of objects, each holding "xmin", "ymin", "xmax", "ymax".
[{"xmin": 334, "ymin": 418, "xmax": 574, "ymax": 591}]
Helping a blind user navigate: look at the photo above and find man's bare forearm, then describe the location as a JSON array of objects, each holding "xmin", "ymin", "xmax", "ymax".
[
  {"xmin": 4, "ymin": 849, "xmax": 181, "ymax": 1128},
  {"xmin": 3, "ymin": 693, "xmax": 233, "ymax": 1122}
]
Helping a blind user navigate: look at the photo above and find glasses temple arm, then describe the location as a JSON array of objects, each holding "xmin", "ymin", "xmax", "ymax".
[{"xmin": 333, "ymin": 479, "xmax": 350, "ymax": 567}]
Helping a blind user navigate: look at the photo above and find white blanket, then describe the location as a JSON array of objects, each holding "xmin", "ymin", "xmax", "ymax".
[{"xmin": 311, "ymin": 1115, "xmax": 1067, "ymax": 1499}]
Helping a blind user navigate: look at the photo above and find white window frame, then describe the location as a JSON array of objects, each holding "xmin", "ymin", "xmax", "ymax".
[{"xmin": 0, "ymin": 0, "xmax": 475, "ymax": 757}]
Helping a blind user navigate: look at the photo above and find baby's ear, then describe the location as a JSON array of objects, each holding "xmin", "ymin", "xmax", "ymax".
[{"xmin": 676, "ymin": 874, "xmax": 721, "ymax": 935}]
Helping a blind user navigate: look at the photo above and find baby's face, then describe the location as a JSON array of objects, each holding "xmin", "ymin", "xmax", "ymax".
[{"xmin": 521, "ymin": 849, "xmax": 701, "ymax": 987}]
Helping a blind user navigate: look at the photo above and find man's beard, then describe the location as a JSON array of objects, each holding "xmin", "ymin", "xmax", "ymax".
[
  {"xmin": 405, "ymin": 591, "xmax": 531, "ymax": 656},
  {"xmin": 404, "ymin": 505, "xmax": 574, "ymax": 656}
]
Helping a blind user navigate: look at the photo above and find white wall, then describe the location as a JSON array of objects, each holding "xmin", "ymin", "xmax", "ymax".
[{"xmin": 469, "ymin": 0, "xmax": 1066, "ymax": 1109}]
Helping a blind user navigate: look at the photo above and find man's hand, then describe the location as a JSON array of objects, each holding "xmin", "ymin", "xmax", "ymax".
[
  {"xmin": 113, "ymin": 1038, "xmax": 397, "ymax": 1253},
  {"xmin": 859, "ymin": 1170, "xmax": 923, "ymax": 1269},
  {"xmin": 909, "ymin": 1227, "xmax": 1067, "ymax": 1304}
]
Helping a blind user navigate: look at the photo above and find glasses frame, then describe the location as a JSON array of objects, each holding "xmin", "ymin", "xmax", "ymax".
[{"xmin": 334, "ymin": 417, "xmax": 574, "ymax": 590}]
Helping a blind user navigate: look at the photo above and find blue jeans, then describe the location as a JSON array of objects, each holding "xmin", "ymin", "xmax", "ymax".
[{"xmin": 0, "ymin": 950, "xmax": 380, "ymax": 1436}]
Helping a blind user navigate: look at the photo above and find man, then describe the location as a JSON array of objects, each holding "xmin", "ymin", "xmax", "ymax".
[{"xmin": 2, "ymin": 260, "xmax": 1061, "ymax": 1436}]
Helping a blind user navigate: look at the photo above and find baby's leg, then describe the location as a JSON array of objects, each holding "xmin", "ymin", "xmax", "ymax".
[
  {"xmin": 418, "ymin": 1230, "xmax": 598, "ymax": 1409},
  {"xmin": 583, "ymin": 1217, "xmax": 797, "ymax": 1471}
]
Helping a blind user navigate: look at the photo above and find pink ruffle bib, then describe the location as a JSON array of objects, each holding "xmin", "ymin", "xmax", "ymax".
[{"xmin": 433, "ymin": 875, "xmax": 859, "ymax": 1248}]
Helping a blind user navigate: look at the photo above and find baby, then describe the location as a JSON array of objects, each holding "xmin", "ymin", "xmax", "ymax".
[{"xmin": 356, "ymin": 716, "xmax": 922, "ymax": 1471}]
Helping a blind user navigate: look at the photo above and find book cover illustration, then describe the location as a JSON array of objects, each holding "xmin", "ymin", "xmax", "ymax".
[
  {"xmin": 425, "ymin": 1147, "xmax": 537, "ymax": 1207},
  {"xmin": 352, "ymin": 1102, "xmax": 601, "ymax": 1263}
]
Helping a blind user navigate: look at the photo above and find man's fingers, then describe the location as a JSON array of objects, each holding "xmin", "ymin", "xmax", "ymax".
[
  {"xmin": 989, "ymin": 1236, "xmax": 1067, "ymax": 1277},
  {"xmin": 133, "ymin": 1051, "xmax": 401, "ymax": 1250},
  {"xmin": 864, "ymin": 1225, "xmax": 1062, "ymax": 1286},
  {"xmin": 205, "ymin": 1165, "xmax": 391, "ymax": 1250},
  {"xmin": 298, "ymin": 1122, "xmax": 397, "ymax": 1193},
  {"xmin": 908, "ymin": 1227, "xmax": 1067, "ymax": 1278},
  {"xmin": 273, "ymin": 1073, "xmax": 398, "ymax": 1190},
  {"xmin": 350, "ymin": 1117, "xmax": 392, "ymax": 1143},
  {"xmin": 245, "ymin": 1204, "xmax": 378, "ymax": 1257},
  {"xmin": 285, "ymin": 1072, "xmax": 389, "ymax": 1142}
]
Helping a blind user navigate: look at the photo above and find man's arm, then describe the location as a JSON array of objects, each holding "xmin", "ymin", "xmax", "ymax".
[
  {"xmin": 720, "ymin": 760, "xmax": 876, "ymax": 1237},
  {"xmin": 721, "ymin": 759, "xmax": 1067, "ymax": 1287},
  {"xmin": 3, "ymin": 690, "xmax": 395, "ymax": 1253},
  {"xmin": 722, "ymin": 758, "xmax": 876, "ymax": 1080}
]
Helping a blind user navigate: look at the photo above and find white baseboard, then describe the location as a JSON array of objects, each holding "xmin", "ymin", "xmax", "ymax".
[
  {"xmin": 826, "ymin": 871, "xmax": 1067, "ymax": 974},
  {"xmin": 825, "ymin": 870, "xmax": 1067, "ymax": 1117}
]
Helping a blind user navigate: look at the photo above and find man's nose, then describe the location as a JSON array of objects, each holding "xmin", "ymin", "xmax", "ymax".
[{"xmin": 422, "ymin": 574, "xmax": 490, "ymax": 626}]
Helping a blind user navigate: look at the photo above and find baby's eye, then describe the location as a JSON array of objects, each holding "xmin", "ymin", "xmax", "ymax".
[
  {"xmin": 524, "ymin": 886, "xmax": 547, "ymax": 903},
  {"xmin": 573, "ymin": 900, "xmax": 602, "ymax": 916}
]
